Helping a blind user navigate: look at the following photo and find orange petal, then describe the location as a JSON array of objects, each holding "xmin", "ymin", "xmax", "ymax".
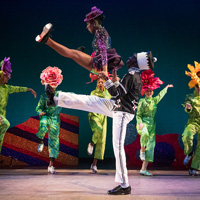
[
  {"xmin": 185, "ymin": 71, "xmax": 191, "ymax": 76},
  {"xmin": 188, "ymin": 79, "xmax": 197, "ymax": 88}
]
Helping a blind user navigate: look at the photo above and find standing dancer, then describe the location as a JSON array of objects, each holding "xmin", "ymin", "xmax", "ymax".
[
  {"xmin": 87, "ymin": 75, "xmax": 111, "ymax": 173},
  {"xmin": 45, "ymin": 51, "xmax": 157, "ymax": 195},
  {"xmin": 36, "ymin": 66, "xmax": 63, "ymax": 174},
  {"xmin": 35, "ymin": 6, "xmax": 123, "ymax": 73},
  {"xmin": 136, "ymin": 70, "xmax": 173, "ymax": 176},
  {"xmin": 0, "ymin": 57, "xmax": 36, "ymax": 153},
  {"xmin": 182, "ymin": 61, "xmax": 200, "ymax": 176}
]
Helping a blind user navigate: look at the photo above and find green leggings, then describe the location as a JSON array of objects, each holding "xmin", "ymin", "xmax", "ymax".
[
  {"xmin": 182, "ymin": 123, "xmax": 200, "ymax": 170},
  {"xmin": 138, "ymin": 125, "xmax": 156, "ymax": 162},
  {"xmin": 36, "ymin": 115, "xmax": 60, "ymax": 159},
  {"xmin": 89, "ymin": 114, "xmax": 107, "ymax": 160},
  {"xmin": 0, "ymin": 115, "xmax": 10, "ymax": 153}
]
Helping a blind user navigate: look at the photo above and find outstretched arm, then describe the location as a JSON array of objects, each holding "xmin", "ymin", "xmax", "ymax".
[
  {"xmin": 27, "ymin": 88, "xmax": 37, "ymax": 98},
  {"xmin": 154, "ymin": 84, "xmax": 173, "ymax": 104}
]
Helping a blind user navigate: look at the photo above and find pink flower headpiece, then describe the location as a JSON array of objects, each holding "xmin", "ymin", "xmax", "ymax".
[
  {"xmin": 1, "ymin": 57, "xmax": 12, "ymax": 79},
  {"xmin": 40, "ymin": 66, "xmax": 63, "ymax": 88},
  {"xmin": 141, "ymin": 70, "xmax": 164, "ymax": 96}
]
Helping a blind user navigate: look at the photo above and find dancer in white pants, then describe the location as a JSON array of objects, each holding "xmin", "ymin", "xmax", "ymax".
[
  {"xmin": 47, "ymin": 51, "xmax": 157, "ymax": 195},
  {"xmin": 58, "ymin": 92, "xmax": 134, "ymax": 184}
]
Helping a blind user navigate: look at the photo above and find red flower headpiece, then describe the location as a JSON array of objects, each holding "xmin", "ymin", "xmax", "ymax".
[
  {"xmin": 40, "ymin": 66, "xmax": 63, "ymax": 88},
  {"xmin": 141, "ymin": 70, "xmax": 164, "ymax": 96}
]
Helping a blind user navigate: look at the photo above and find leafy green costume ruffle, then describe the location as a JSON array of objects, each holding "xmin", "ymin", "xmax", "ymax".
[
  {"xmin": 182, "ymin": 90, "xmax": 200, "ymax": 170},
  {"xmin": 88, "ymin": 87, "xmax": 111, "ymax": 160},
  {"xmin": 0, "ymin": 84, "xmax": 27, "ymax": 153},
  {"xmin": 36, "ymin": 91, "xmax": 62, "ymax": 159},
  {"xmin": 136, "ymin": 87, "xmax": 167, "ymax": 162}
]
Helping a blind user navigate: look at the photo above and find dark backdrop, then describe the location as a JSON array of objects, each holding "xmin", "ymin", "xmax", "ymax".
[{"xmin": 0, "ymin": 0, "xmax": 200, "ymax": 158}]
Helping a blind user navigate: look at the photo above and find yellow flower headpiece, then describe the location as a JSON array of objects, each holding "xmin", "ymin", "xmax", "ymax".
[{"xmin": 185, "ymin": 61, "xmax": 200, "ymax": 88}]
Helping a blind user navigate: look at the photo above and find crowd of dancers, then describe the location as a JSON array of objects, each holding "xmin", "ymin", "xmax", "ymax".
[{"xmin": 0, "ymin": 6, "xmax": 199, "ymax": 195}]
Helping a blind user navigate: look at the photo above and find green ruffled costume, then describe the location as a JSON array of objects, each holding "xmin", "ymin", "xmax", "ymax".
[
  {"xmin": 36, "ymin": 91, "xmax": 62, "ymax": 159},
  {"xmin": 88, "ymin": 87, "xmax": 111, "ymax": 160},
  {"xmin": 136, "ymin": 87, "xmax": 167, "ymax": 162},
  {"xmin": 182, "ymin": 91, "xmax": 200, "ymax": 170},
  {"xmin": 0, "ymin": 84, "xmax": 28, "ymax": 153}
]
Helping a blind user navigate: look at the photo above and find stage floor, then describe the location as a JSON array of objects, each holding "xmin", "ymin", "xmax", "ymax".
[{"xmin": 0, "ymin": 169, "xmax": 200, "ymax": 200}]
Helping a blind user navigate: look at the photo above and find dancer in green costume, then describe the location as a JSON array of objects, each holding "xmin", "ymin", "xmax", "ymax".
[
  {"xmin": 36, "ymin": 66, "xmax": 63, "ymax": 174},
  {"xmin": 87, "ymin": 75, "xmax": 112, "ymax": 173},
  {"xmin": 0, "ymin": 57, "xmax": 36, "ymax": 153},
  {"xmin": 136, "ymin": 70, "xmax": 173, "ymax": 176},
  {"xmin": 182, "ymin": 61, "xmax": 200, "ymax": 176}
]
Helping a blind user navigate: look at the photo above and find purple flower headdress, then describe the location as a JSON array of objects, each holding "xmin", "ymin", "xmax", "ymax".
[{"xmin": 0, "ymin": 57, "xmax": 12, "ymax": 79}]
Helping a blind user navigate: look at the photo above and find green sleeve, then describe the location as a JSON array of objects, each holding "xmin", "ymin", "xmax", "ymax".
[
  {"xmin": 136, "ymin": 99, "xmax": 143, "ymax": 124},
  {"xmin": 154, "ymin": 87, "xmax": 167, "ymax": 105},
  {"xmin": 36, "ymin": 95, "xmax": 46, "ymax": 114},
  {"xmin": 8, "ymin": 85, "xmax": 28, "ymax": 94}
]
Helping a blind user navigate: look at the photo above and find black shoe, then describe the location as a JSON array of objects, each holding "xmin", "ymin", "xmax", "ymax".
[
  {"xmin": 107, "ymin": 185, "xmax": 131, "ymax": 195},
  {"xmin": 45, "ymin": 84, "xmax": 55, "ymax": 107}
]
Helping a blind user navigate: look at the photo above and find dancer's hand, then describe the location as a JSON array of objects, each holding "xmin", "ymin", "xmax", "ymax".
[
  {"xmin": 186, "ymin": 103, "xmax": 191, "ymax": 110},
  {"xmin": 0, "ymin": 116, "xmax": 3, "ymax": 125},
  {"xmin": 39, "ymin": 112, "xmax": 46, "ymax": 116},
  {"xmin": 98, "ymin": 71, "xmax": 109, "ymax": 81},
  {"xmin": 166, "ymin": 84, "xmax": 173, "ymax": 89},
  {"xmin": 111, "ymin": 69, "xmax": 120, "ymax": 83},
  {"xmin": 139, "ymin": 122, "xmax": 144, "ymax": 130},
  {"xmin": 27, "ymin": 88, "xmax": 37, "ymax": 98}
]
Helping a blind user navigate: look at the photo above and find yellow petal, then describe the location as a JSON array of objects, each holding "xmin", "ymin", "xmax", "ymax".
[
  {"xmin": 187, "ymin": 64, "xmax": 195, "ymax": 73},
  {"xmin": 194, "ymin": 61, "xmax": 200, "ymax": 72},
  {"xmin": 188, "ymin": 79, "xmax": 197, "ymax": 88}
]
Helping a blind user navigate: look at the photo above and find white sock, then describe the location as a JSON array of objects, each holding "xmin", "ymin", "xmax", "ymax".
[
  {"xmin": 53, "ymin": 96, "xmax": 58, "ymax": 105},
  {"xmin": 121, "ymin": 183, "xmax": 129, "ymax": 188}
]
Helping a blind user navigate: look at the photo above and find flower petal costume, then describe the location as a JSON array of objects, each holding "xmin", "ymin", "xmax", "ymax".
[
  {"xmin": 36, "ymin": 66, "xmax": 63, "ymax": 159},
  {"xmin": 182, "ymin": 61, "xmax": 200, "ymax": 170},
  {"xmin": 185, "ymin": 61, "xmax": 200, "ymax": 88},
  {"xmin": 0, "ymin": 58, "xmax": 28, "ymax": 153},
  {"xmin": 136, "ymin": 70, "xmax": 166, "ymax": 162}
]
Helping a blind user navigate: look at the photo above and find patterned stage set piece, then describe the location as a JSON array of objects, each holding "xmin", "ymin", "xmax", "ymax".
[
  {"xmin": 125, "ymin": 124, "xmax": 192, "ymax": 170},
  {"xmin": 0, "ymin": 113, "xmax": 79, "ymax": 168}
]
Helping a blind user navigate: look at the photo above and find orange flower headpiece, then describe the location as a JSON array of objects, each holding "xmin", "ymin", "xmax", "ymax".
[
  {"xmin": 141, "ymin": 70, "xmax": 164, "ymax": 96},
  {"xmin": 185, "ymin": 61, "xmax": 200, "ymax": 88}
]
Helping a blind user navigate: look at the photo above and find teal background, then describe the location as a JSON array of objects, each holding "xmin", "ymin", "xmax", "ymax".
[{"xmin": 0, "ymin": 0, "xmax": 200, "ymax": 158}]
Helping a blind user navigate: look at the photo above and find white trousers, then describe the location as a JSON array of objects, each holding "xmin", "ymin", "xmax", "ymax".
[{"xmin": 58, "ymin": 92, "xmax": 134, "ymax": 184}]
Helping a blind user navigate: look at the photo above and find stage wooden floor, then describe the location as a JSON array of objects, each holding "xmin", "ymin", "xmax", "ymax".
[{"xmin": 0, "ymin": 169, "xmax": 200, "ymax": 200}]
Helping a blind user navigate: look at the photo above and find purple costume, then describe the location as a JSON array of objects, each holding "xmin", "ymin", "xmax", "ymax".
[{"xmin": 85, "ymin": 6, "xmax": 123, "ymax": 72}]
